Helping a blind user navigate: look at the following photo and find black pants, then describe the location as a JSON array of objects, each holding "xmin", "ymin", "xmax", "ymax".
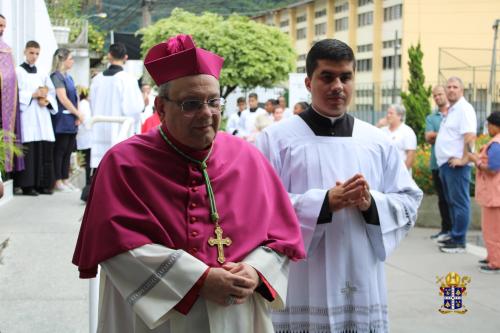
[
  {"xmin": 14, "ymin": 141, "xmax": 55, "ymax": 190},
  {"xmin": 432, "ymin": 168, "xmax": 452, "ymax": 233},
  {"xmin": 53, "ymin": 133, "xmax": 76, "ymax": 180}
]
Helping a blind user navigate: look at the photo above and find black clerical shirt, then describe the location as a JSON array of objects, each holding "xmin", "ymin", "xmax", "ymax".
[
  {"xmin": 20, "ymin": 62, "xmax": 37, "ymax": 73},
  {"xmin": 299, "ymin": 107, "xmax": 379, "ymax": 226},
  {"xmin": 103, "ymin": 64, "xmax": 124, "ymax": 76}
]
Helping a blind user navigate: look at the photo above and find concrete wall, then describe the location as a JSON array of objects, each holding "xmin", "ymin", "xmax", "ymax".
[{"xmin": 416, "ymin": 195, "xmax": 481, "ymax": 230}]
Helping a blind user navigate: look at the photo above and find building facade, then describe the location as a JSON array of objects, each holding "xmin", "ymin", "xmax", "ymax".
[{"xmin": 253, "ymin": 0, "xmax": 500, "ymax": 116}]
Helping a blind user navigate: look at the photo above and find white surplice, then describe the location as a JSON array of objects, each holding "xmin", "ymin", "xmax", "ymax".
[
  {"xmin": 256, "ymin": 115, "xmax": 422, "ymax": 333},
  {"xmin": 98, "ymin": 244, "xmax": 289, "ymax": 333},
  {"xmin": 89, "ymin": 71, "xmax": 144, "ymax": 168},
  {"xmin": 16, "ymin": 66, "xmax": 58, "ymax": 143},
  {"xmin": 238, "ymin": 107, "xmax": 266, "ymax": 138}
]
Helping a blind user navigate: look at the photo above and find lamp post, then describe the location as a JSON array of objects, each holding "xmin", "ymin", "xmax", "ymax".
[
  {"xmin": 487, "ymin": 19, "xmax": 500, "ymax": 117},
  {"xmin": 80, "ymin": 12, "xmax": 107, "ymax": 45}
]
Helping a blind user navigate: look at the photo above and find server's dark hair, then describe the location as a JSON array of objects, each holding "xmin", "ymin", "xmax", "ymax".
[
  {"xmin": 109, "ymin": 43, "xmax": 127, "ymax": 60},
  {"xmin": 306, "ymin": 39, "xmax": 355, "ymax": 77},
  {"xmin": 25, "ymin": 40, "xmax": 40, "ymax": 49}
]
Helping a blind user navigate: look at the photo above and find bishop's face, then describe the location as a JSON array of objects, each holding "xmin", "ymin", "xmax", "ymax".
[
  {"xmin": 156, "ymin": 74, "xmax": 221, "ymax": 150},
  {"xmin": 305, "ymin": 59, "xmax": 354, "ymax": 117}
]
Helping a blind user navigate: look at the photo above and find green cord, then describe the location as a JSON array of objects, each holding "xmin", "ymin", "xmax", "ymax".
[{"xmin": 158, "ymin": 126, "xmax": 219, "ymax": 223}]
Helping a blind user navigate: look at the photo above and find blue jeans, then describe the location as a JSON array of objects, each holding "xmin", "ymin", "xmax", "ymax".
[{"xmin": 439, "ymin": 164, "xmax": 471, "ymax": 244}]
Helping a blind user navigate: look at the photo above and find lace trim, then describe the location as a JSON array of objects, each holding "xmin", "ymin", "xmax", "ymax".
[
  {"xmin": 126, "ymin": 250, "xmax": 183, "ymax": 306},
  {"xmin": 273, "ymin": 304, "xmax": 388, "ymax": 316},
  {"xmin": 273, "ymin": 318, "xmax": 388, "ymax": 333}
]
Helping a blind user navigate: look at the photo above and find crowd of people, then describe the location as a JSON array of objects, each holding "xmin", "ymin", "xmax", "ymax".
[
  {"xmin": 424, "ymin": 79, "xmax": 500, "ymax": 273},
  {"xmin": 225, "ymin": 93, "xmax": 309, "ymax": 142},
  {"xmin": 0, "ymin": 14, "xmax": 154, "ymax": 197}
]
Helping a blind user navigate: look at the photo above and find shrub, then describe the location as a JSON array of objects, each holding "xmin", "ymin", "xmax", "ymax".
[
  {"xmin": 413, "ymin": 144, "xmax": 434, "ymax": 194},
  {"xmin": 0, "ymin": 130, "xmax": 23, "ymax": 175},
  {"xmin": 413, "ymin": 135, "xmax": 492, "ymax": 195}
]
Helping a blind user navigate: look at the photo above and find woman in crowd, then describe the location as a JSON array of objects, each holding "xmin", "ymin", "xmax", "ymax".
[
  {"xmin": 50, "ymin": 48, "xmax": 83, "ymax": 192},
  {"xmin": 469, "ymin": 111, "xmax": 500, "ymax": 274}
]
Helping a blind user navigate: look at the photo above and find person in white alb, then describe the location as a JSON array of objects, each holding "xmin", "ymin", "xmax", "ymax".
[
  {"xmin": 238, "ymin": 92, "xmax": 265, "ymax": 140},
  {"xmin": 89, "ymin": 42, "xmax": 144, "ymax": 169},
  {"xmin": 380, "ymin": 104, "xmax": 417, "ymax": 171},
  {"xmin": 14, "ymin": 40, "xmax": 58, "ymax": 195},
  {"xmin": 256, "ymin": 38, "xmax": 422, "ymax": 333},
  {"xmin": 225, "ymin": 96, "xmax": 246, "ymax": 136},
  {"xmin": 435, "ymin": 76, "xmax": 477, "ymax": 253}
]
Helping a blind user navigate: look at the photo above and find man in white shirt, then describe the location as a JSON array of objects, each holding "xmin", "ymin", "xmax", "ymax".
[
  {"xmin": 89, "ymin": 43, "xmax": 144, "ymax": 168},
  {"xmin": 380, "ymin": 104, "xmax": 417, "ymax": 171},
  {"xmin": 435, "ymin": 76, "xmax": 477, "ymax": 253}
]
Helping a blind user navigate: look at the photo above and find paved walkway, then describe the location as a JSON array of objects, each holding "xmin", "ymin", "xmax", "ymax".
[{"xmin": 0, "ymin": 193, "xmax": 499, "ymax": 332}]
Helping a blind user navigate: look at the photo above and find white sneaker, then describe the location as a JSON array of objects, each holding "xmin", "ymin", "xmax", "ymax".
[
  {"xmin": 54, "ymin": 183, "xmax": 72, "ymax": 193},
  {"xmin": 63, "ymin": 182, "xmax": 77, "ymax": 191},
  {"xmin": 436, "ymin": 233, "xmax": 451, "ymax": 242}
]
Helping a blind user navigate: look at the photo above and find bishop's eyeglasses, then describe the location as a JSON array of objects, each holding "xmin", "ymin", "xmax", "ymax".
[{"xmin": 162, "ymin": 96, "xmax": 225, "ymax": 117}]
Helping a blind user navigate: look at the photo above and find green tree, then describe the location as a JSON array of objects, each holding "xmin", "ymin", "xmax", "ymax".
[
  {"xmin": 45, "ymin": 0, "xmax": 106, "ymax": 54},
  {"xmin": 140, "ymin": 8, "xmax": 296, "ymax": 98},
  {"xmin": 401, "ymin": 42, "xmax": 432, "ymax": 144}
]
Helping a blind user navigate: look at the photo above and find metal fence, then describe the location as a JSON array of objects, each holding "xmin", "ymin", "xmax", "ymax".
[{"xmin": 351, "ymin": 81, "xmax": 498, "ymax": 134}]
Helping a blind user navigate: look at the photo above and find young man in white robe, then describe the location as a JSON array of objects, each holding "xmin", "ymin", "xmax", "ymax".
[
  {"xmin": 14, "ymin": 40, "xmax": 58, "ymax": 195},
  {"xmin": 256, "ymin": 39, "xmax": 423, "ymax": 333},
  {"xmin": 89, "ymin": 42, "xmax": 144, "ymax": 168},
  {"xmin": 225, "ymin": 96, "xmax": 246, "ymax": 136},
  {"xmin": 238, "ymin": 92, "xmax": 265, "ymax": 140}
]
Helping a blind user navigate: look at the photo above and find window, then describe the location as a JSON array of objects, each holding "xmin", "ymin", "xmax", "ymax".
[
  {"xmin": 356, "ymin": 58, "xmax": 372, "ymax": 72},
  {"xmin": 296, "ymin": 14, "xmax": 307, "ymax": 23},
  {"xmin": 356, "ymin": 104, "xmax": 373, "ymax": 112},
  {"xmin": 357, "ymin": 44, "xmax": 373, "ymax": 53},
  {"xmin": 382, "ymin": 55, "xmax": 402, "ymax": 70},
  {"xmin": 356, "ymin": 89, "xmax": 373, "ymax": 98},
  {"xmin": 358, "ymin": 12, "xmax": 373, "ymax": 27},
  {"xmin": 315, "ymin": 9, "xmax": 327, "ymax": 18},
  {"xmin": 384, "ymin": 4, "xmax": 403, "ymax": 21},
  {"xmin": 382, "ymin": 88, "xmax": 401, "ymax": 97},
  {"xmin": 358, "ymin": 0, "xmax": 373, "ymax": 7},
  {"xmin": 280, "ymin": 20, "xmax": 289, "ymax": 27},
  {"xmin": 335, "ymin": 17, "xmax": 349, "ymax": 31},
  {"xmin": 296, "ymin": 66, "xmax": 306, "ymax": 73},
  {"xmin": 297, "ymin": 54, "xmax": 306, "ymax": 61},
  {"xmin": 335, "ymin": 2, "xmax": 349, "ymax": 13},
  {"xmin": 315, "ymin": 23, "xmax": 326, "ymax": 36},
  {"xmin": 383, "ymin": 39, "xmax": 402, "ymax": 49},
  {"xmin": 296, "ymin": 28, "xmax": 307, "ymax": 40}
]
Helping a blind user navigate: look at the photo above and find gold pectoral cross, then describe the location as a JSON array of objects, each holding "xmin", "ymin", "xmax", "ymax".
[{"xmin": 208, "ymin": 225, "xmax": 232, "ymax": 264}]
